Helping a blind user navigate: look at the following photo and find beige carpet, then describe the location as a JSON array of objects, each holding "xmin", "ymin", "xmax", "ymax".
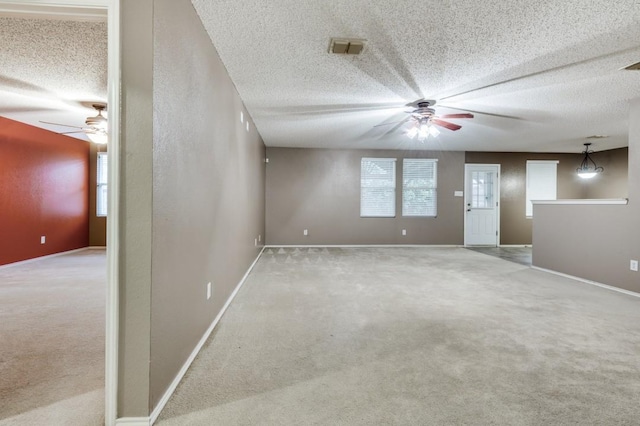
[
  {"xmin": 0, "ymin": 249, "xmax": 105, "ymax": 426},
  {"xmin": 157, "ymin": 247, "xmax": 640, "ymax": 425}
]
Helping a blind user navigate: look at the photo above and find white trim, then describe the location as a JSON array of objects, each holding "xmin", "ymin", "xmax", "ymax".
[
  {"xmin": 264, "ymin": 245, "xmax": 463, "ymax": 248},
  {"xmin": 114, "ymin": 418, "xmax": 150, "ymax": 426},
  {"xmin": 463, "ymin": 164, "xmax": 501, "ymax": 247},
  {"xmin": 531, "ymin": 198, "xmax": 628, "ymax": 205},
  {"xmin": 148, "ymin": 248, "xmax": 266, "ymax": 425},
  {"xmin": 532, "ymin": 266, "xmax": 640, "ymax": 298},
  {"xmin": 499, "ymin": 245, "xmax": 531, "ymax": 248},
  {"xmin": 0, "ymin": 247, "xmax": 89, "ymax": 269},
  {"xmin": 0, "ymin": 0, "xmax": 107, "ymax": 7},
  {"xmin": 0, "ymin": 3, "xmax": 106, "ymax": 20},
  {"xmin": 526, "ymin": 160, "xmax": 560, "ymax": 164},
  {"xmin": 105, "ymin": 1, "xmax": 120, "ymax": 425}
]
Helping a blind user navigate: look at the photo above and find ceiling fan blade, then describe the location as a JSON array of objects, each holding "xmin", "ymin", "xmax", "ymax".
[
  {"xmin": 382, "ymin": 119, "xmax": 411, "ymax": 137},
  {"xmin": 60, "ymin": 130, "xmax": 88, "ymax": 135},
  {"xmin": 432, "ymin": 119, "xmax": 462, "ymax": 131},
  {"xmin": 39, "ymin": 120, "xmax": 85, "ymax": 129},
  {"xmin": 263, "ymin": 102, "xmax": 405, "ymax": 117},
  {"xmin": 374, "ymin": 117, "xmax": 410, "ymax": 127},
  {"xmin": 438, "ymin": 113, "xmax": 474, "ymax": 119},
  {"xmin": 439, "ymin": 105, "xmax": 522, "ymax": 120}
]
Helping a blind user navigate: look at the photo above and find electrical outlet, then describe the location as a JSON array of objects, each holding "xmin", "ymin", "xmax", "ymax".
[
  {"xmin": 258, "ymin": 234, "xmax": 261, "ymax": 242},
  {"xmin": 402, "ymin": 229, "xmax": 406, "ymax": 236},
  {"xmin": 207, "ymin": 282, "xmax": 212, "ymax": 300},
  {"xmin": 254, "ymin": 238, "xmax": 257, "ymax": 246},
  {"xmin": 303, "ymin": 229, "xmax": 308, "ymax": 236},
  {"xmin": 631, "ymin": 260, "xmax": 639, "ymax": 272},
  {"xmin": 40, "ymin": 236, "xmax": 46, "ymax": 244}
]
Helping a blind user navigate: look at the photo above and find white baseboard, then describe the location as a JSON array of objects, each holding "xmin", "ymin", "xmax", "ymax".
[
  {"xmin": 0, "ymin": 247, "xmax": 89, "ymax": 270},
  {"xmin": 499, "ymin": 245, "xmax": 531, "ymax": 248},
  {"xmin": 115, "ymin": 417, "xmax": 150, "ymax": 426},
  {"xmin": 532, "ymin": 266, "xmax": 640, "ymax": 298},
  {"xmin": 264, "ymin": 244, "xmax": 463, "ymax": 248},
  {"xmin": 147, "ymin": 247, "xmax": 266, "ymax": 425}
]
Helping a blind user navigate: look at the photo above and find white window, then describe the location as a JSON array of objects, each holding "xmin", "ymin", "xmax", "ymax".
[
  {"xmin": 525, "ymin": 160, "xmax": 558, "ymax": 217},
  {"xmin": 402, "ymin": 159, "xmax": 437, "ymax": 217},
  {"xmin": 360, "ymin": 158, "xmax": 396, "ymax": 217},
  {"xmin": 97, "ymin": 152, "xmax": 108, "ymax": 217}
]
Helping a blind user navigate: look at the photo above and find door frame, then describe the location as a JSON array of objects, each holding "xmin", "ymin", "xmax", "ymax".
[
  {"xmin": 464, "ymin": 164, "xmax": 501, "ymax": 247},
  {"xmin": 0, "ymin": 1, "xmax": 121, "ymax": 424}
]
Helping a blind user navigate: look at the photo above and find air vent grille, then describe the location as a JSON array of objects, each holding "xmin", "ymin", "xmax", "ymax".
[{"xmin": 329, "ymin": 38, "xmax": 365, "ymax": 55}]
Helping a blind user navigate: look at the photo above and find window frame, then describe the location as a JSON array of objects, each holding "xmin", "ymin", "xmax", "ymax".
[
  {"xmin": 525, "ymin": 160, "xmax": 558, "ymax": 217},
  {"xmin": 402, "ymin": 158, "xmax": 438, "ymax": 217},
  {"xmin": 97, "ymin": 151, "xmax": 108, "ymax": 217},
  {"xmin": 360, "ymin": 157, "xmax": 397, "ymax": 218}
]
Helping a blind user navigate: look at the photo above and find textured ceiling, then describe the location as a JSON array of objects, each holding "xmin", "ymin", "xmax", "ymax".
[
  {"xmin": 192, "ymin": 0, "xmax": 640, "ymax": 152},
  {"xmin": 1, "ymin": 2, "xmax": 638, "ymax": 152},
  {"xmin": 0, "ymin": 15, "xmax": 107, "ymax": 142}
]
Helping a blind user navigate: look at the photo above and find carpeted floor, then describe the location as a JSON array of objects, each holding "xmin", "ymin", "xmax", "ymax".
[
  {"xmin": 0, "ymin": 249, "xmax": 105, "ymax": 426},
  {"xmin": 157, "ymin": 247, "xmax": 640, "ymax": 425}
]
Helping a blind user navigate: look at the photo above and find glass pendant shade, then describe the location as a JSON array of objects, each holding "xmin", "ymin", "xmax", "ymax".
[{"xmin": 87, "ymin": 130, "xmax": 108, "ymax": 145}]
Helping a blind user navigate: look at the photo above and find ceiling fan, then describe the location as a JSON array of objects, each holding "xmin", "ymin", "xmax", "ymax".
[
  {"xmin": 40, "ymin": 103, "xmax": 108, "ymax": 145},
  {"xmin": 377, "ymin": 99, "xmax": 474, "ymax": 142}
]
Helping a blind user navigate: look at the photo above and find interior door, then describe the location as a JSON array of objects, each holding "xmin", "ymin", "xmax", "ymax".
[{"xmin": 464, "ymin": 164, "xmax": 500, "ymax": 246}]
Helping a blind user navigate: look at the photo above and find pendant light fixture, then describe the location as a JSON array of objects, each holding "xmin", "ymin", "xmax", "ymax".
[{"xmin": 576, "ymin": 142, "xmax": 603, "ymax": 179}]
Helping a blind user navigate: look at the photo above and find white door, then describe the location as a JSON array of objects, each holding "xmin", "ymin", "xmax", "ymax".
[{"xmin": 464, "ymin": 164, "xmax": 500, "ymax": 246}]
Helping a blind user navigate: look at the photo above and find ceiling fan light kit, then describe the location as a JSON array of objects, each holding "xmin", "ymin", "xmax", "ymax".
[
  {"xmin": 576, "ymin": 142, "xmax": 604, "ymax": 179},
  {"xmin": 87, "ymin": 130, "xmax": 108, "ymax": 145}
]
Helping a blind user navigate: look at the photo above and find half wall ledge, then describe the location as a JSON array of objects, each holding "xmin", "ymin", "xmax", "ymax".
[{"xmin": 531, "ymin": 199, "xmax": 628, "ymax": 205}]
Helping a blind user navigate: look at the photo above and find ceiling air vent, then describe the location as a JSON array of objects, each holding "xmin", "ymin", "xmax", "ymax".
[
  {"xmin": 622, "ymin": 61, "xmax": 640, "ymax": 71},
  {"xmin": 329, "ymin": 38, "xmax": 365, "ymax": 55}
]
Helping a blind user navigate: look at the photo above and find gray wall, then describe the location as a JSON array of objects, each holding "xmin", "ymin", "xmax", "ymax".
[
  {"xmin": 266, "ymin": 148, "xmax": 465, "ymax": 245},
  {"xmin": 583, "ymin": 147, "xmax": 628, "ymax": 199},
  {"xmin": 465, "ymin": 150, "xmax": 628, "ymax": 245},
  {"xmin": 119, "ymin": 0, "xmax": 154, "ymax": 415},
  {"xmin": 532, "ymin": 102, "xmax": 639, "ymax": 293},
  {"xmin": 119, "ymin": 0, "xmax": 266, "ymax": 417}
]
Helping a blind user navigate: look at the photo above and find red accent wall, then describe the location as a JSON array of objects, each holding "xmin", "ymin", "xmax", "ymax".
[{"xmin": 0, "ymin": 117, "xmax": 89, "ymax": 265}]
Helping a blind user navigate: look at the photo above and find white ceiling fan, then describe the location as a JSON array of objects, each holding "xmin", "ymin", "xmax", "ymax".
[{"xmin": 40, "ymin": 103, "xmax": 108, "ymax": 145}]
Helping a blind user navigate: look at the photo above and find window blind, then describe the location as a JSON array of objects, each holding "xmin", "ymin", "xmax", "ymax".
[
  {"xmin": 360, "ymin": 158, "xmax": 396, "ymax": 217},
  {"xmin": 402, "ymin": 159, "xmax": 437, "ymax": 217},
  {"xmin": 97, "ymin": 152, "xmax": 108, "ymax": 217}
]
